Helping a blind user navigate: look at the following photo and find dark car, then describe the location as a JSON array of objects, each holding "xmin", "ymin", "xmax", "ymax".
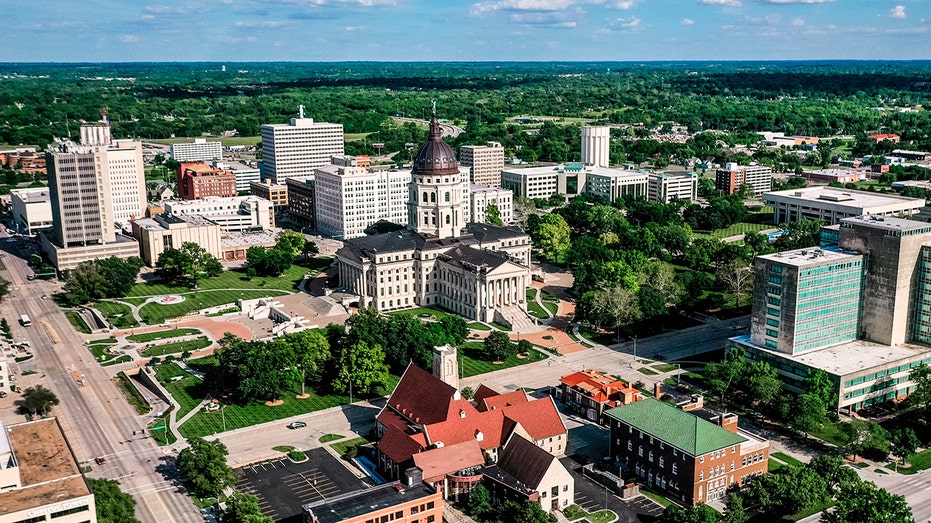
[
  {"xmin": 287, "ymin": 421, "xmax": 307, "ymax": 429},
  {"xmin": 95, "ymin": 457, "xmax": 107, "ymax": 464},
  {"xmin": 653, "ymin": 353, "xmax": 667, "ymax": 361}
]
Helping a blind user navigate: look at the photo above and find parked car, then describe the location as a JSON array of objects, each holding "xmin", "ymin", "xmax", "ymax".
[
  {"xmin": 287, "ymin": 421, "xmax": 307, "ymax": 429},
  {"xmin": 652, "ymin": 353, "xmax": 667, "ymax": 361},
  {"xmin": 95, "ymin": 457, "xmax": 106, "ymax": 464}
]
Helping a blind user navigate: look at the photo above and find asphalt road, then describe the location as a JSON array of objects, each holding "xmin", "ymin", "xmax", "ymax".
[{"xmin": 0, "ymin": 232, "xmax": 200, "ymax": 523}]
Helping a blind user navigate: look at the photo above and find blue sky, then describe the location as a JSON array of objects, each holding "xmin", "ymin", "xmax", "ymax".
[{"xmin": 3, "ymin": 0, "xmax": 930, "ymax": 62}]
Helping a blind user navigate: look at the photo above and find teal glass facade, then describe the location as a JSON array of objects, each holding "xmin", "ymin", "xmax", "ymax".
[
  {"xmin": 914, "ymin": 247, "xmax": 931, "ymax": 344},
  {"xmin": 791, "ymin": 259, "xmax": 864, "ymax": 353}
]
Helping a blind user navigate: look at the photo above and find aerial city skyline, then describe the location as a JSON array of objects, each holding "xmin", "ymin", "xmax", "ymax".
[{"xmin": 3, "ymin": 0, "xmax": 930, "ymax": 62}]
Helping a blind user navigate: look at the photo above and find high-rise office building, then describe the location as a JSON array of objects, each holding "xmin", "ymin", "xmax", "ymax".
[
  {"xmin": 459, "ymin": 141, "xmax": 504, "ymax": 186},
  {"xmin": 105, "ymin": 140, "xmax": 147, "ymax": 223},
  {"xmin": 261, "ymin": 106, "xmax": 344, "ymax": 183},
  {"xmin": 581, "ymin": 126, "xmax": 611, "ymax": 168},
  {"xmin": 169, "ymin": 138, "xmax": 223, "ymax": 163}
]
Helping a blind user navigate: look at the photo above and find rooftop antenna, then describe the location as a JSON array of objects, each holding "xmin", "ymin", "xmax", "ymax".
[
  {"xmin": 101, "ymin": 107, "xmax": 109, "ymax": 126},
  {"xmin": 299, "ymin": 105, "xmax": 305, "ymax": 119},
  {"xmin": 65, "ymin": 115, "xmax": 71, "ymax": 139}
]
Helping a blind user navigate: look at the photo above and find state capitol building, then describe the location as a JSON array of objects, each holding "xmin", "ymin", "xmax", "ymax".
[{"xmin": 336, "ymin": 115, "xmax": 533, "ymax": 325}]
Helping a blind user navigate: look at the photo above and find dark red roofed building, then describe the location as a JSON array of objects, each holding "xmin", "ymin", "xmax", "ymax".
[
  {"xmin": 867, "ymin": 133, "xmax": 900, "ymax": 143},
  {"xmin": 558, "ymin": 369, "xmax": 643, "ymax": 423},
  {"xmin": 176, "ymin": 161, "xmax": 237, "ymax": 200}
]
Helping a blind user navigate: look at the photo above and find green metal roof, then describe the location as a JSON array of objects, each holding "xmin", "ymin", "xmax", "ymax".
[{"xmin": 605, "ymin": 399, "xmax": 746, "ymax": 456}]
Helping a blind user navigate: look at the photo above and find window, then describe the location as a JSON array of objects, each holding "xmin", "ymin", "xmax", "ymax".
[
  {"xmin": 672, "ymin": 463, "xmax": 678, "ymax": 474},
  {"xmin": 445, "ymin": 192, "xmax": 450, "ymax": 202},
  {"xmin": 699, "ymin": 471, "xmax": 704, "ymax": 481},
  {"xmin": 627, "ymin": 441, "xmax": 632, "ymax": 451}
]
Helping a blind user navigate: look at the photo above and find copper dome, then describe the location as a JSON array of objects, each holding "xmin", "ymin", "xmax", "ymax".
[{"xmin": 412, "ymin": 116, "xmax": 459, "ymax": 176}]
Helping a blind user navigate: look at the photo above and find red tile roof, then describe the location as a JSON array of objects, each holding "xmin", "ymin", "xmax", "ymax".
[
  {"xmin": 412, "ymin": 440, "xmax": 484, "ymax": 482},
  {"xmin": 559, "ymin": 369, "xmax": 639, "ymax": 404},
  {"xmin": 501, "ymin": 396, "xmax": 567, "ymax": 442},
  {"xmin": 478, "ymin": 390, "xmax": 529, "ymax": 412},
  {"xmin": 377, "ymin": 426, "xmax": 427, "ymax": 464},
  {"xmin": 472, "ymin": 384, "xmax": 500, "ymax": 405},
  {"xmin": 384, "ymin": 364, "xmax": 457, "ymax": 426}
]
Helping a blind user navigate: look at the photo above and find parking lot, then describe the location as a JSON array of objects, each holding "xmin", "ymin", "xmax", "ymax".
[
  {"xmin": 235, "ymin": 448, "xmax": 367, "ymax": 522},
  {"xmin": 561, "ymin": 458, "xmax": 665, "ymax": 523}
]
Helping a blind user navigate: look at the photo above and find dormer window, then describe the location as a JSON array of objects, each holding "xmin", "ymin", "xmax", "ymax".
[
  {"xmin": 476, "ymin": 431, "xmax": 484, "ymax": 442},
  {"xmin": 459, "ymin": 410, "xmax": 466, "ymax": 418}
]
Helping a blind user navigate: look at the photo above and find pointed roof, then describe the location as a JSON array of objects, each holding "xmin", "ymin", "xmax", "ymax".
[
  {"xmin": 501, "ymin": 396, "xmax": 567, "ymax": 442},
  {"xmin": 412, "ymin": 115, "xmax": 459, "ymax": 176},
  {"xmin": 384, "ymin": 363, "xmax": 457, "ymax": 426},
  {"xmin": 477, "ymin": 389, "xmax": 529, "ymax": 412},
  {"xmin": 412, "ymin": 440, "xmax": 485, "ymax": 481},
  {"xmin": 377, "ymin": 426, "xmax": 427, "ymax": 464},
  {"xmin": 605, "ymin": 398, "xmax": 746, "ymax": 457},
  {"xmin": 472, "ymin": 384, "xmax": 500, "ymax": 405},
  {"xmin": 498, "ymin": 435, "xmax": 560, "ymax": 490}
]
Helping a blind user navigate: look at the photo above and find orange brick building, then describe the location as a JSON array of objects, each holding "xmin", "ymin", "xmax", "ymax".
[
  {"xmin": 176, "ymin": 162, "xmax": 237, "ymax": 200},
  {"xmin": 302, "ymin": 481, "xmax": 442, "ymax": 523}
]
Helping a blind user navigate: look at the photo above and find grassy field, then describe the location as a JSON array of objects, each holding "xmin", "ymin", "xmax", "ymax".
[
  {"xmin": 330, "ymin": 437, "xmax": 371, "ymax": 459},
  {"xmin": 768, "ymin": 458, "xmax": 783, "ymax": 472},
  {"xmin": 320, "ymin": 434, "xmax": 343, "ymax": 444},
  {"xmin": 102, "ymin": 355, "xmax": 132, "ymax": 366},
  {"xmin": 467, "ymin": 322, "xmax": 491, "ymax": 331},
  {"xmin": 154, "ymin": 363, "xmax": 206, "ymax": 419},
  {"xmin": 116, "ymin": 372, "xmax": 151, "ymax": 415},
  {"xmin": 65, "ymin": 312, "xmax": 92, "ymax": 334},
  {"xmin": 458, "ymin": 342, "xmax": 547, "ymax": 378},
  {"xmin": 653, "ymin": 363, "xmax": 678, "ymax": 373},
  {"xmin": 138, "ymin": 290, "xmax": 288, "ymax": 324},
  {"xmin": 809, "ymin": 420, "xmax": 846, "ymax": 446},
  {"xmin": 526, "ymin": 288, "xmax": 538, "ymax": 301},
  {"xmin": 694, "ymin": 222, "xmax": 774, "ymax": 240},
  {"xmin": 88, "ymin": 341, "xmax": 123, "ymax": 364},
  {"xmin": 388, "ymin": 306, "xmax": 455, "ymax": 322},
  {"xmin": 92, "ymin": 301, "xmax": 139, "ymax": 328},
  {"xmin": 771, "ymin": 451, "xmax": 804, "ymax": 468},
  {"xmin": 899, "ymin": 448, "xmax": 931, "ymax": 475},
  {"xmin": 563, "ymin": 506, "xmax": 616, "ymax": 523},
  {"xmin": 146, "ymin": 136, "xmax": 261, "ymax": 147},
  {"xmin": 127, "ymin": 328, "xmax": 201, "ymax": 343},
  {"xmin": 140, "ymin": 336, "xmax": 212, "ymax": 357},
  {"xmin": 542, "ymin": 301, "xmax": 558, "ymax": 316},
  {"xmin": 527, "ymin": 301, "xmax": 549, "ymax": 320}
]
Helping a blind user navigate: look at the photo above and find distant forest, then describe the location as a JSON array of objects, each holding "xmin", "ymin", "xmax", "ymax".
[{"xmin": 2, "ymin": 61, "xmax": 931, "ymax": 162}]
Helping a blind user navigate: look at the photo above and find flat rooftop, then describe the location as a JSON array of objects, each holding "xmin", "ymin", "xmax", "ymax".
[
  {"xmin": 841, "ymin": 214, "xmax": 931, "ymax": 233},
  {"xmin": 763, "ymin": 186, "xmax": 923, "ymax": 208},
  {"xmin": 503, "ymin": 164, "xmax": 645, "ymax": 177},
  {"xmin": 10, "ymin": 188, "xmax": 50, "ymax": 203},
  {"xmin": 732, "ymin": 335, "xmax": 931, "ymax": 377},
  {"xmin": 303, "ymin": 481, "xmax": 436, "ymax": 523},
  {"xmin": 757, "ymin": 246, "xmax": 860, "ymax": 267},
  {"xmin": 0, "ymin": 418, "xmax": 91, "ymax": 516},
  {"xmin": 221, "ymin": 228, "xmax": 281, "ymax": 248}
]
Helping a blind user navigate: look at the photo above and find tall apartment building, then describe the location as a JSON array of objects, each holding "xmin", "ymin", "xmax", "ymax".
[
  {"xmin": 581, "ymin": 126, "xmax": 611, "ymax": 167},
  {"xmin": 261, "ymin": 106, "xmax": 344, "ymax": 183},
  {"xmin": 731, "ymin": 215, "xmax": 931, "ymax": 410},
  {"xmin": 470, "ymin": 184, "xmax": 513, "ymax": 225},
  {"xmin": 0, "ymin": 418, "xmax": 97, "ymax": 523},
  {"xmin": 169, "ymin": 138, "xmax": 223, "ymax": 163},
  {"xmin": 177, "ymin": 162, "xmax": 238, "ymax": 200},
  {"xmin": 460, "ymin": 141, "xmax": 504, "ymax": 186},
  {"xmin": 43, "ymin": 143, "xmax": 141, "ymax": 270},
  {"xmin": 314, "ymin": 161, "xmax": 414, "ymax": 239},
  {"xmin": 285, "ymin": 176, "xmax": 315, "ymax": 229},
  {"xmin": 649, "ymin": 172, "xmax": 698, "ymax": 203},
  {"xmin": 715, "ymin": 163, "xmax": 772, "ymax": 195}
]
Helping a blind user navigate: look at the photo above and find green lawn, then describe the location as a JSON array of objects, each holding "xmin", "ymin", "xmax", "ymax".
[
  {"xmin": 154, "ymin": 363, "xmax": 207, "ymax": 419},
  {"xmin": 331, "ymin": 437, "xmax": 371, "ymax": 459},
  {"xmin": 768, "ymin": 458, "xmax": 783, "ymax": 472},
  {"xmin": 540, "ymin": 290, "xmax": 559, "ymax": 302},
  {"xmin": 127, "ymin": 328, "xmax": 201, "ymax": 343},
  {"xmin": 388, "ymin": 306, "xmax": 455, "ymax": 322},
  {"xmin": 772, "ymin": 452, "xmax": 805, "ymax": 468},
  {"xmin": 65, "ymin": 312, "xmax": 91, "ymax": 334},
  {"xmin": 527, "ymin": 301, "xmax": 549, "ymax": 320},
  {"xmin": 564, "ymin": 505, "xmax": 616, "ymax": 523},
  {"xmin": 526, "ymin": 288, "xmax": 538, "ymax": 301},
  {"xmin": 101, "ymin": 355, "xmax": 132, "ymax": 366},
  {"xmin": 140, "ymin": 337, "xmax": 212, "ymax": 357},
  {"xmin": 694, "ymin": 222, "xmax": 774, "ymax": 240},
  {"xmin": 138, "ymin": 289, "xmax": 288, "ymax": 324},
  {"xmin": 638, "ymin": 367, "xmax": 659, "ymax": 376},
  {"xmin": 92, "ymin": 301, "xmax": 139, "ymax": 328},
  {"xmin": 653, "ymin": 363, "xmax": 678, "ymax": 373},
  {"xmin": 809, "ymin": 420, "xmax": 846, "ymax": 446},
  {"xmin": 641, "ymin": 489, "xmax": 674, "ymax": 508},
  {"xmin": 126, "ymin": 258, "xmax": 331, "ymax": 298},
  {"xmin": 467, "ymin": 322, "xmax": 491, "ymax": 331},
  {"xmin": 320, "ymin": 434, "xmax": 343, "ymax": 444},
  {"xmin": 88, "ymin": 341, "xmax": 124, "ymax": 364},
  {"xmin": 899, "ymin": 448, "xmax": 931, "ymax": 475},
  {"xmin": 542, "ymin": 301, "xmax": 558, "ymax": 316},
  {"xmin": 458, "ymin": 342, "xmax": 548, "ymax": 378}
]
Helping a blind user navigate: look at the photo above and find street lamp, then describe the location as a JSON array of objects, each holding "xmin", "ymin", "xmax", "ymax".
[
  {"xmin": 631, "ymin": 336, "xmax": 637, "ymax": 361},
  {"xmin": 676, "ymin": 364, "xmax": 681, "ymax": 387}
]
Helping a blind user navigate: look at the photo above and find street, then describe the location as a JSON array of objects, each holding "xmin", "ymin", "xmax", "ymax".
[{"xmin": 0, "ymin": 232, "xmax": 200, "ymax": 523}]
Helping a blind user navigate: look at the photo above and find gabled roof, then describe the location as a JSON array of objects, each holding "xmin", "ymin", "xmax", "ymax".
[
  {"xmin": 384, "ymin": 363, "xmax": 457, "ymax": 426},
  {"xmin": 497, "ymin": 435, "xmax": 559, "ymax": 490},
  {"xmin": 501, "ymin": 396, "xmax": 566, "ymax": 442},
  {"xmin": 440, "ymin": 245, "xmax": 515, "ymax": 271},
  {"xmin": 465, "ymin": 223, "xmax": 529, "ymax": 244},
  {"xmin": 412, "ymin": 440, "xmax": 484, "ymax": 481},
  {"xmin": 377, "ymin": 426, "xmax": 426, "ymax": 464},
  {"xmin": 472, "ymin": 384, "xmax": 500, "ymax": 405},
  {"xmin": 424, "ymin": 407, "xmax": 506, "ymax": 451},
  {"xmin": 559, "ymin": 369, "xmax": 637, "ymax": 403},
  {"xmin": 478, "ymin": 390, "xmax": 529, "ymax": 412},
  {"xmin": 605, "ymin": 399, "xmax": 746, "ymax": 457}
]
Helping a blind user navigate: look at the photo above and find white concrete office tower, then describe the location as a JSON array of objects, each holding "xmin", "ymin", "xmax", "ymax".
[
  {"xmin": 460, "ymin": 141, "xmax": 504, "ymax": 186},
  {"xmin": 261, "ymin": 105, "xmax": 344, "ymax": 183},
  {"xmin": 314, "ymin": 157, "xmax": 412, "ymax": 240},
  {"xmin": 47, "ymin": 145, "xmax": 115, "ymax": 248},
  {"xmin": 648, "ymin": 172, "xmax": 699, "ymax": 203},
  {"xmin": 408, "ymin": 116, "xmax": 469, "ymax": 239},
  {"xmin": 106, "ymin": 140, "xmax": 147, "ymax": 223},
  {"xmin": 79, "ymin": 123, "xmax": 111, "ymax": 146},
  {"xmin": 170, "ymin": 138, "xmax": 223, "ymax": 163},
  {"xmin": 581, "ymin": 126, "xmax": 611, "ymax": 168}
]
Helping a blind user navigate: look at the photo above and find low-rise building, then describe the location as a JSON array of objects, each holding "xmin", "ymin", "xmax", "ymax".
[
  {"xmin": 220, "ymin": 228, "xmax": 280, "ymax": 262},
  {"xmin": 131, "ymin": 213, "xmax": 222, "ymax": 266},
  {"xmin": 0, "ymin": 418, "xmax": 97, "ymax": 523},
  {"xmin": 891, "ymin": 149, "xmax": 931, "ymax": 162},
  {"xmin": 606, "ymin": 399, "xmax": 769, "ymax": 507},
  {"xmin": 302, "ymin": 480, "xmax": 442, "ymax": 523},
  {"xmin": 177, "ymin": 162, "xmax": 237, "ymax": 200},
  {"xmin": 162, "ymin": 195, "xmax": 274, "ymax": 232},
  {"xmin": 286, "ymin": 176, "xmax": 316, "ymax": 229},
  {"xmin": 0, "ymin": 358, "xmax": 10, "ymax": 395},
  {"xmin": 558, "ymin": 369, "xmax": 642, "ymax": 423},
  {"xmin": 715, "ymin": 163, "xmax": 772, "ymax": 195},
  {"xmin": 801, "ymin": 169, "xmax": 869, "ymax": 184},
  {"xmin": 145, "ymin": 181, "xmax": 175, "ymax": 202},
  {"xmin": 648, "ymin": 172, "xmax": 698, "ymax": 203},
  {"xmin": 10, "ymin": 187, "xmax": 52, "ymax": 235},
  {"xmin": 867, "ymin": 133, "xmax": 900, "ymax": 143},
  {"xmin": 250, "ymin": 179, "xmax": 288, "ymax": 211},
  {"xmin": 39, "ymin": 232, "xmax": 140, "ymax": 272},
  {"xmin": 763, "ymin": 186, "xmax": 924, "ymax": 225},
  {"xmin": 214, "ymin": 161, "xmax": 260, "ymax": 193},
  {"xmin": 470, "ymin": 184, "xmax": 513, "ymax": 225},
  {"xmin": 502, "ymin": 163, "xmax": 647, "ymax": 203}
]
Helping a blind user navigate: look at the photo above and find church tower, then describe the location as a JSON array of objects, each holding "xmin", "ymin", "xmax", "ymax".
[
  {"xmin": 408, "ymin": 106, "xmax": 467, "ymax": 239},
  {"xmin": 432, "ymin": 344, "xmax": 459, "ymax": 391}
]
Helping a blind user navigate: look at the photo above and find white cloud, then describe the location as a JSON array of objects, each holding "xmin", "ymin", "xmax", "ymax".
[
  {"xmin": 507, "ymin": 11, "xmax": 578, "ymax": 26},
  {"xmin": 681, "ymin": 18, "xmax": 695, "ymax": 25},
  {"xmin": 698, "ymin": 0, "xmax": 742, "ymax": 6},
  {"xmin": 471, "ymin": 0, "xmax": 576, "ymax": 15},
  {"xmin": 791, "ymin": 17, "xmax": 805, "ymax": 26},
  {"xmin": 343, "ymin": 25, "xmax": 364, "ymax": 31},
  {"xmin": 609, "ymin": 1, "xmax": 635, "ymax": 8},
  {"xmin": 891, "ymin": 5, "xmax": 906, "ymax": 19},
  {"xmin": 235, "ymin": 20, "xmax": 291, "ymax": 27},
  {"xmin": 613, "ymin": 16, "xmax": 641, "ymax": 28},
  {"xmin": 762, "ymin": 0, "xmax": 833, "ymax": 4},
  {"xmin": 120, "ymin": 34, "xmax": 139, "ymax": 43}
]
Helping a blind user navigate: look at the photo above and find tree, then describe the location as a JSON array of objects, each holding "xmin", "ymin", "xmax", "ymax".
[
  {"xmin": 88, "ymin": 478, "xmax": 140, "ymax": 523},
  {"xmin": 484, "ymin": 331, "xmax": 514, "ymax": 361},
  {"xmin": 334, "ymin": 341, "xmax": 390, "ymax": 396},
  {"xmin": 274, "ymin": 229, "xmax": 307, "ymax": 258},
  {"xmin": 222, "ymin": 493, "xmax": 273, "ymax": 523},
  {"xmin": 17, "ymin": 385, "xmax": 59, "ymax": 418},
  {"xmin": 906, "ymin": 363, "xmax": 931, "ymax": 418},
  {"xmin": 822, "ymin": 480, "xmax": 914, "ymax": 523},
  {"xmin": 704, "ymin": 347, "xmax": 746, "ymax": 404},
  {"xmin": 716, "ymin": 260, "xmax": 754, "ymax": 306},
  {"xmin": 805, "ymin": 368, "xmax": 836, "ymax": 410},
  {"xmin": 791, "ymin": 392, "xmax": 828, "ymax": 437},
  {"xmin": 838, "ymin": 419, "xmax": 889, "ymax": 462},
  {"xmin": 287, "ymin": 330, "xmax": 331, "ymax": 396},
  {"xmin": 485, "ymin": 203, "xmax": 504, "ymax": 226},
  {"xmin": 889, "ymin": 427, "xmax": 920, "ymax": 466},
  {"xmin": 589, "ymin": 284, "xmax": 642, "ymax": 341},
  {"xmin": 494, "ymin": 499, "xmax": 548, "ymax": 523},
  {"xmin": 465, "ymin": 484, "xmax": 492, "ymax": 518},
  {"xmin": 809, "ymin": 455, "xmax": 858, "ymax": 492},
  {"xmin": 62, "ymin": 257, "xmax": 144, "ymax": 305},
  {"xmin": 218, "ymin": 338, "xmax": 298, "ymax": 402},
  {"xmin": 156, "ymin": 242, "xmax": 223, "ymax": 287},
  {"xmin": 720, "ymin": 493, "xmax": 748, "ymax": 523},
  {"xmin": 302, "ymin": 240, "xmax": 319, "ymax": 260},
  {"xmin": 662, "ymin": 504, "xmax": 718, "ymax": 523},
  {"xmin": 534, "ymin": 213, "xmax": 571, "ymax": 264},
  {"xmin": 742, "ymin": 360, "xmax": 782, "ymax": 408},
  {"xmin": 0, "ymin": 277, "xmax": 10, "ymax": 302},
  {"xmin": 155, "ymin": 247, "xmax": 194, "ymax": 284},
  {"xmin": 176, "ymin": 437, "xmax": 237, "ymax": 499},
  {"xmin": 439, "ymin": 315, "xmax": 469, "ymax": 346},
  {"xmin": 773, "ymin": 218, "xmax": 823, "ymax": 251}
]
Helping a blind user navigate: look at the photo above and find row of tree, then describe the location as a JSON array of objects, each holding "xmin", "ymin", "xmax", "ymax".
[{"xmin": 62, "ymin": 256, "xmax": 144, "ymax": 305}]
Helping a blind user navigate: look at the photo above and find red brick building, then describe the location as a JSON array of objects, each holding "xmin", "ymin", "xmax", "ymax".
[
  {"xmin": 176, "ymin": 162, "xmax": 237, "ymax": 200},
  {"xmin": 302, "ymin": 480, "xmax": 442, "ymax": 523},
  {"xmin": 606, "ymin": 399, "xmax": 769, "ymax": 507},
  {"xmin": 558, "ymin": 369, "xmax": 642, "ymax": 423}
]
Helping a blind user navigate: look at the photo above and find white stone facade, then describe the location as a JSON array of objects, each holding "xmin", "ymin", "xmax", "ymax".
[
  {"xmin": 261, "ymin": 114, "xmax": 344, "ymax": 183},
  {"xmin": 169, "ymin": 138, "xmax": 223, "ymax": 163}
]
